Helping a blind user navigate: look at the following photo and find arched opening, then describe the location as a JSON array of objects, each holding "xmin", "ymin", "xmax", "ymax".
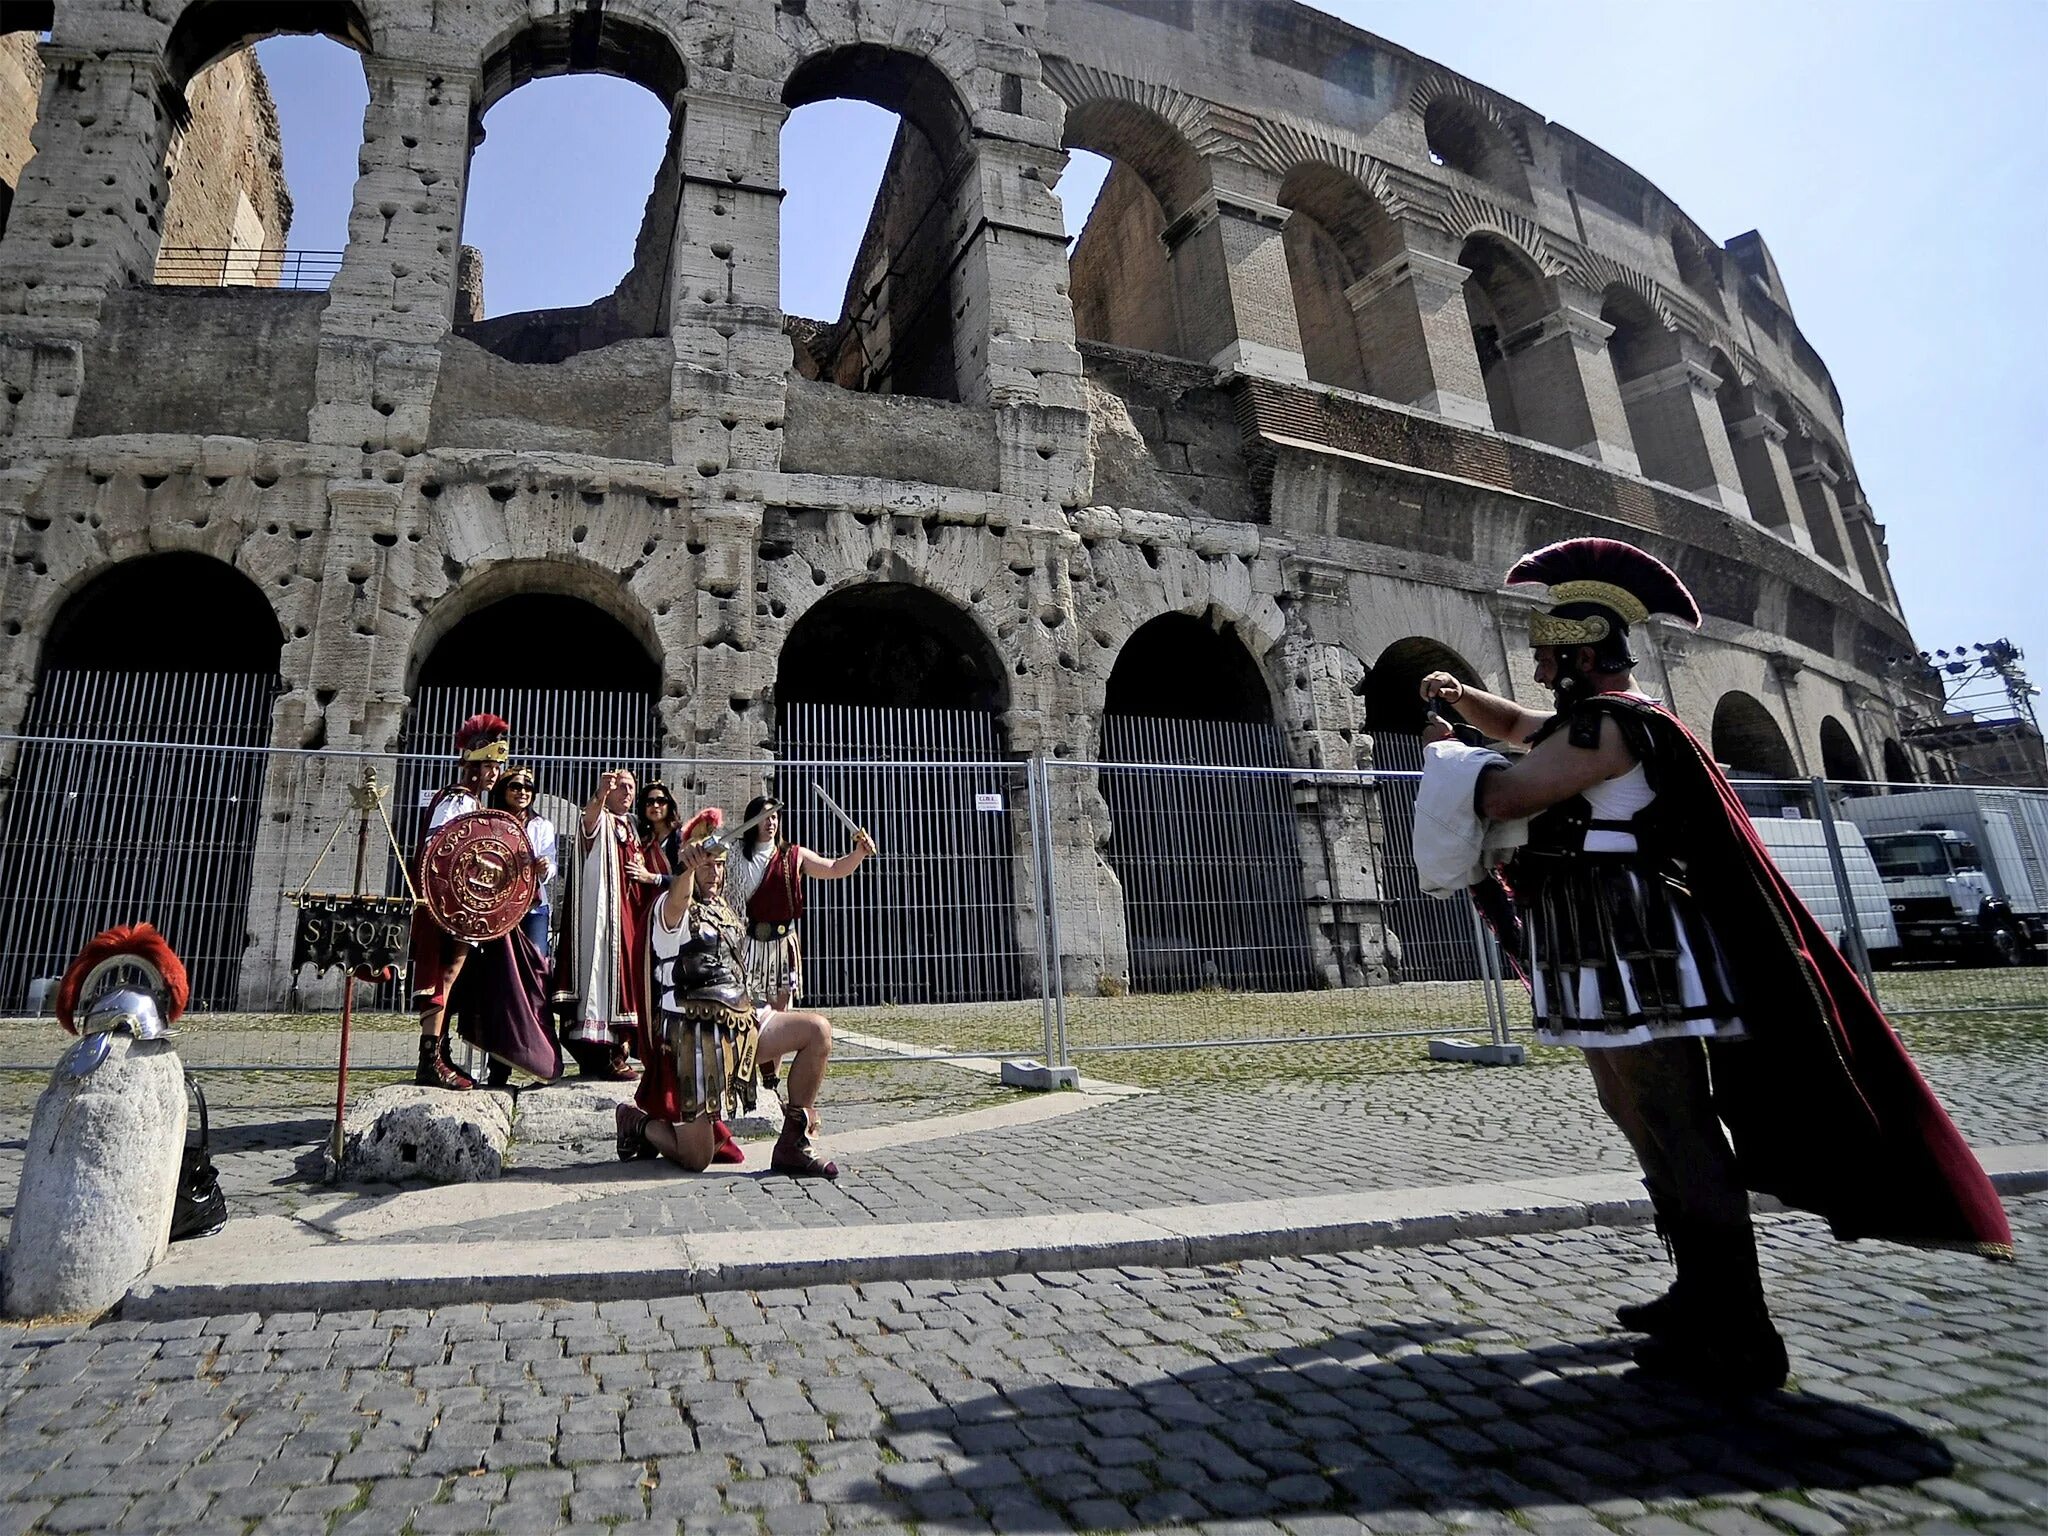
[
  {"xmin": 772, "ymin": 584, "xmax": 1018, "ymax": 1005},
  {"xmin": 1277, "ymin": 164, "xmax": 1401, "ymax": 394},
  {"xmin": 1422, "ymin": 97, "xmax": 1530, "ymax": 203},
  {"xmin": 1458, "ymin": 234, "xmax": 1552, "ymax": 442},
  {"xmin": 1365, "ymin": 638, "xmax": 1491, "ymax": 981},
  {"xmin": 1601, "ymin": 285, "xmax": 1699, "ymax": 487},
  {"xmin": 1820, "ymin": 715, "xmax": 1870, "ymax": 789},
  {"xmin": 1059, "ymin": 99, "xmax": 1211, "ymax": 363},
  {"xmin": 1783, "ymin": 414, "xmax": 1851, "ymax": 568},
  {"xmin": 0, "ymin": 554, "xmax": 284, "ymax": 1010},
  {"xmin": 1098, "ymin": 613, "xmax": 1312, "ymax": 993},
  {"xmin": 395, "ymin": 585, "xmax": 664, "ymax": 1010},
  {"xmin": 780, "ymin": 46, "xmax": 975, "ymax": 400},
  {"xmin": 1712, "ymin": 351, "xmax": 1795, "ymax": 535},
  {"xmin": 455, "ymin": 14, "xmax": 683, "ymax": 361},
  {"xmin": 1883, "ymin": 737, "xmax": 1917, "ymax": 787},
  {"xmin": 149, "ymin": 3, "xmax": 371, "ymax": 289},
  {"xmin": 1711, "ymin": 691, "xmax": 1798, "ymax": 780}
]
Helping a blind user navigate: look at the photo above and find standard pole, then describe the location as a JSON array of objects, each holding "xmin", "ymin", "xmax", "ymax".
[{"xmin": 330, "ymin": 769, "xmax": 378, "ymax": 1169}]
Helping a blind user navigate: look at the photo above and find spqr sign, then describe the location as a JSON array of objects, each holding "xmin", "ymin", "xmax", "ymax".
[{"xmin": 289, "ymin": 892, "xmax": 416, "ymax": 981}]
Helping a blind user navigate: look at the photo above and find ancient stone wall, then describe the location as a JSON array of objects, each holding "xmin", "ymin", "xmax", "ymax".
[
  {"xmin": 159, "ymin": 50, "xmax": 293, "ymax": 272},
  {"xmin": 0, "ymin": 0, "xmax": 1943, "ymax": 1002}
]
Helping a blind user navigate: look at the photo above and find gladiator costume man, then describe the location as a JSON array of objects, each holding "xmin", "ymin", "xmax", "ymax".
[
  {"xmin": 409, "ymin": 713, "xmax": 510, "ymax": 1090},
  {"xmin": 1425, "ymin": 537, "xmax": 2011, "ymax": 1394},
  {"xmin": 616, "ymin": 808, "xmax": 841, "ymax": 1179}
]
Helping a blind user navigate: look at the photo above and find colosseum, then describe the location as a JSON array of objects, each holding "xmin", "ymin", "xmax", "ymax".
[{"xmin": 0, "ymin": 0, "xmax": 1939, "ymax": 1014}]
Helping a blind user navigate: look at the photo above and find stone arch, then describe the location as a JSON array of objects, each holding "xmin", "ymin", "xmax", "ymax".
[
  {"xmin": 163, "ymin": 0, "xmax": 371, "ymax": 94},
  {"xmin": 775, "ymin": 580, "xmax": 1010, "ymax": 718},
  {"xmin": 1098, "ymin": 611, "xmax": 1313, "ymax": 993},
  {"xmin": 1820, "ymin": 714, "xmax": 1869, "ymax": 785},
  {"xmin": 1365, "ymin": 636, "xmax": 1484, "ymax": 746},
  {"xmin": 404, "ymin": 559, "xmax": 662, "ymax": 697},
  {"xmin": 1711, "ymin": 690, "xmax": 1797, "ymax": 779},
  {"xmin": 1, "ymin": 551, "xmax": 285, "ymax": 1012},
  {"xmin": 780, "ymin": 44, "xmax": 979, "ymax": 400},
  {"xmin": 1420, "ymin": 94, "xmax": 1531, "ymax": 203},
  {"xmin": 1275, "ymin": 162, "xmax": 1402, "ymax": 394},
  {"xmin": 1059, "ymin": 97, "xmax": 1211, "ymax": 362},
  {"xmin": 1103, "ymin": 610, "xmax": 1279, "ymax": 731},
  {"xmin": 457, "ymin": 10, "xmax": 689, "ymax": 360},
  {"xmin": 1883, "ymin": 737, "xmax": 1917, "ymax": 786},
  {"xmin": 1458, "ymin": 232, "xmax": 1551, "ymax": 440},
  {"xmin": 1601, "ymin": 282, "xmax": 1709, "ymax": 488},
  {"xmin": 475, "ymin": 5, "xmax": 687, "ymax": 118}
]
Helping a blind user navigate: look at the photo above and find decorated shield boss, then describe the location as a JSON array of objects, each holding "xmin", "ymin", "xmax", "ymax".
[{"xmin": 420, "ymin": 809, "xmax": 537, "ymax": 942}]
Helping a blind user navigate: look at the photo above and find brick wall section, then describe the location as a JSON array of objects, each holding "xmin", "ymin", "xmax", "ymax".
[{"xmin": 159, "ymin": 51, "xmax": 292, "ymax": 272}]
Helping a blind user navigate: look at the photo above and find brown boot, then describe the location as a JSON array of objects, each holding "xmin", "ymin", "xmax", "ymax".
[
  {"xmin": 770, "ymin": 1106, "xmax": 838, "ymax": 1180},
  {"xmin": 416, "ymin": 1035, "xmax": 475, "ymax": 1091},
  {"xmin": 1630, "ymin": 1220, "xmax": 1786, "ymax": 1395}
]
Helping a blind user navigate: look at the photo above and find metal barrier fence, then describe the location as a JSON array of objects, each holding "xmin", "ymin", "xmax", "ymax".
[
  {"xmin": 0, "ymin": 733, "xmax": 2042, "ymax": 1073},
  {"xmin": 151, "ymin": 247, "xmax": 344, "ymax": 290}
]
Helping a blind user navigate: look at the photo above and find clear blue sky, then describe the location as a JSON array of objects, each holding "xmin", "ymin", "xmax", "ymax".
[{"xmin": 254, "ymin": 1, "xmax": 2047, "ymax": 717}]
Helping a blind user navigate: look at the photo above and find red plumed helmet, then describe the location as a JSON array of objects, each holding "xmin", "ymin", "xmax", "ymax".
[
  {"xmin": 453, "ymin": 712, "xmax": 512, "ymax": 763},
  {"xmin": 1506, "ymin": 537, "xmax": 1701, "ymax": 628},
  {"xmin": 53, "ymin": 924, "xmax": 189, "ymax": 1036},
  {"xmin": 679, "ymin": 807, "xmax": 725, "ymax": 845}
]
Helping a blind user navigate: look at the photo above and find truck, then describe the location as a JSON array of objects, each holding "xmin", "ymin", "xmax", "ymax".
[
  {"xmin": 1842, "ymin": 787, "xmax": 2048, "ymax": 966},
  {"xmin": 1749, "ymin": 814, "xmax": 1899, "ymax": 965}
]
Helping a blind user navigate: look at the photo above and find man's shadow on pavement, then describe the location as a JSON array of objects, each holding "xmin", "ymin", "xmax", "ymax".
[{"xmin": 847, "ymin": 1319, "xmax": 1952, "ymax": 1530}]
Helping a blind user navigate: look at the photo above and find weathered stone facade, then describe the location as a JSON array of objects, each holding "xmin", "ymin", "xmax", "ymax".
[{"xmin": 0, "ymin": 1, "xmax": 1937, "ymax": 1002}]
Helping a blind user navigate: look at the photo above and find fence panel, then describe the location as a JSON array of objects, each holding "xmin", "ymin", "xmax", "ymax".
[
  {"xmin": 776, "ymin": 704, "xmax": 1026, "ymax": 1007},
  {"xmin": 1096, "ymin": 718, "xmax": 1317, "ymax": 994}
]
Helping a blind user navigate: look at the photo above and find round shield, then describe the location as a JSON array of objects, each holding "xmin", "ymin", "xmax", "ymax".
[{"xmin": 419, "ymin": 809, "xmax": 537, "ymax": 943}]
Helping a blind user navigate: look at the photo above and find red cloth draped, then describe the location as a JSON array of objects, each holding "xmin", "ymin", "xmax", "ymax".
[
  {"xmin": 1524, "ymin": 697, "xmax": 2012, "ymax": 1257},
  {"xmin": 451, "ymin": 927, "xmax": 560, "ymax": 1080}
]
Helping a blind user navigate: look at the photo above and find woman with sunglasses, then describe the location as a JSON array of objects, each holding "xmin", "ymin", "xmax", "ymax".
[{"xmin": 492, "ymin": 765, "xmax": 558, "ymax": 962}]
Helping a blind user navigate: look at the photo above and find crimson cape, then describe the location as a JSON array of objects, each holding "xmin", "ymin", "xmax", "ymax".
[{"xmin": 1500, "ymin": 694, "xmax": 2012, "ymax": 1258}]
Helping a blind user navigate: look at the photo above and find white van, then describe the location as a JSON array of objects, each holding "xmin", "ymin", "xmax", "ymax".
[{"xmin": 1749, "ymin": 813, "xmax": 1900, "ymax": 963}]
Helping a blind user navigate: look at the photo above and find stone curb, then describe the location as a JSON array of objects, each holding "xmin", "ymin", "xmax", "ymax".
[{"xmin": 121, "ymin": 1146, "xmax": 2048, "ymax": 1320}]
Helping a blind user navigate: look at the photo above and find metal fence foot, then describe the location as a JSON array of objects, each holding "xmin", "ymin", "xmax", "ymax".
[
  {"xmin": 1000, "ymin": 1059, "xmax": 1081, "ymax": 1091},
  {"xmin": 1426, "ymin": 1038, "xmax": 1526, "ymax": 1066}
]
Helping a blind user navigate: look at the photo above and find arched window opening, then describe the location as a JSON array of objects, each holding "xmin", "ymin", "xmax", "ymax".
[
  {"xmin": 1099, "ymin": 613, "xmax": 1312, "ymax": 992},
  {"xmin": 780, "ymin": 47, "xmax": 975, "ymax": 401},
  {"xmin": 1712, "ymin": 696, "xmax": 1794, "ymax": 823},
  {"xmin": 1820, "ymin": 715, "xmax": 1871, "ymax": 791},
  {"xmin": 457, "ymin": 14, "xmax": 683, "ymax": 363},
  {"xmin": 1670, "ymin": 224, "xmax": 1725, "ymax": 316},
  {"xmin": 1, "ymin": 23, "xmax": 50, "ymax": 243},
  {"xmin": 1601, "ymin": 285, "xmax": 1696, "ymax": 487},
  {"xmin": 1365, "ymin": 637, "xmax": 1490, "ymax": 981},
  {"xmin": 773, "ymin": 583, "xmax": 1018, "ymax": 1004},
  {"xmin": 1422, "ymin": 98, "xmax": 1530, "ymax": 203},
  {"xmin": 396, "ymin": 584, "xmax": 664, "ymax": 1009},
  {"xmin": 1276, "ymin": 164, "xmax": 1400, "ymax": 395},
  {"xmin": 1458, "ymin": 234, "xmax": 1551, "ymax": 442},
  {"xmin": 1060, "ymin": 100, "xmax": 1208, "ymax": 363},
  {"xmin": 1883, "ymin": 737, "xmax": 1917, "ymax": 787},
  {"xmin": 0, "ymin": 554, "xmax": 285, "ymax": 1011},
  {"xmin": 150, "ymin": 3, "xmax": 371, "ymax": 289}
]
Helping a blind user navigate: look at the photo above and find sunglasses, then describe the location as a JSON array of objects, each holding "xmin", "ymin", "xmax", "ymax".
[
  {"xmin": 644, "ymin": 798, "xmax": 674, "ymax": 810},
  {"xmin": 505, "ymin": 781, "xmax": 534, "ymax": 791}
]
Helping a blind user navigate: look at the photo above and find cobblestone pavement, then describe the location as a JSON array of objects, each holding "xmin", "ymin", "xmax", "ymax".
[
  {"xmin": 3, "ymin": 1039, "xmax": 2043, "ymax": 1240},
  {"xmin": 0, "ymin": 1195, "xmax": 2039, "ymax": 1535}
]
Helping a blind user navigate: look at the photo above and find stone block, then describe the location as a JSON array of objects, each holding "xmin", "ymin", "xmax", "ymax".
[
  {"xmin": 4, "ymin": 1034, "xmax": 187, "ymax": 1319},
  {"xmin": 328, "ymin": 1085, "xmax": 514, "ymax": 1186}
]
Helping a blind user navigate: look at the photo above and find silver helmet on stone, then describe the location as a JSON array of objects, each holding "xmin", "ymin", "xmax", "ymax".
[{"xmin": 55, "ymin": 924, "xmax": 188, "ymax": 1043}]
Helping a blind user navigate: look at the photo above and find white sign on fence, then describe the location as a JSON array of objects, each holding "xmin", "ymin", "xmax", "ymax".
[{"xmin": 975, "ymin": 793, "xmax": 1004, "ymax": 812}]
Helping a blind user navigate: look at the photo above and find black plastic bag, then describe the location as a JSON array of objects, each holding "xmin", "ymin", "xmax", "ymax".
[{"xmin": 170, "ymin": 1072, "xmax": 227, "ymax": 1242}]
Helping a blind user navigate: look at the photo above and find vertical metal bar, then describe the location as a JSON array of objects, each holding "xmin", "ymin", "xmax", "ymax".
[
  {"xmin": 1024, "ymin": 751, "xmax": 1055, "ymax": 1065},
  {"xmin": 1034, "ymin": 755, "xmax": 1069, "ymax": 1065},
  {"xmin": 1813, "ymin": 776, "xmax": 1874, "ymax": 986}
]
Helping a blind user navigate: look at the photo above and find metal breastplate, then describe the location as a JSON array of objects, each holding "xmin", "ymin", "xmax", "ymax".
[{"xmin": 656, "ymin": 905, "xmax": 748, "ymax": 1010}]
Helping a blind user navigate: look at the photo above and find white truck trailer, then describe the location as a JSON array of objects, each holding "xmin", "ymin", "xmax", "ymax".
[{"xmin": 1842, "ymin": 787, "xmax": 2048, "ymax": 966}]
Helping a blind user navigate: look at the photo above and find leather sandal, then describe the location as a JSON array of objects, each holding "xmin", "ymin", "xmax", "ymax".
[
  {"xmin": 615, "ymin": 1102, "xmax": 653, "ymax": 1162},
  {"xmin": 770, "ymin": 1107, "xmax": 838, "ymax": 1180}
]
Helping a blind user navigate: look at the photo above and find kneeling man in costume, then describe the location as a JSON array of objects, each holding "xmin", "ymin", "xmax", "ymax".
[
  {"xmin": 615, "ymin": 808, "xmax": 841, "ymax": 1178},
  {"xmin": 1425, "ymin": 537, "xmax": 2010, "ymax": 1394}
]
